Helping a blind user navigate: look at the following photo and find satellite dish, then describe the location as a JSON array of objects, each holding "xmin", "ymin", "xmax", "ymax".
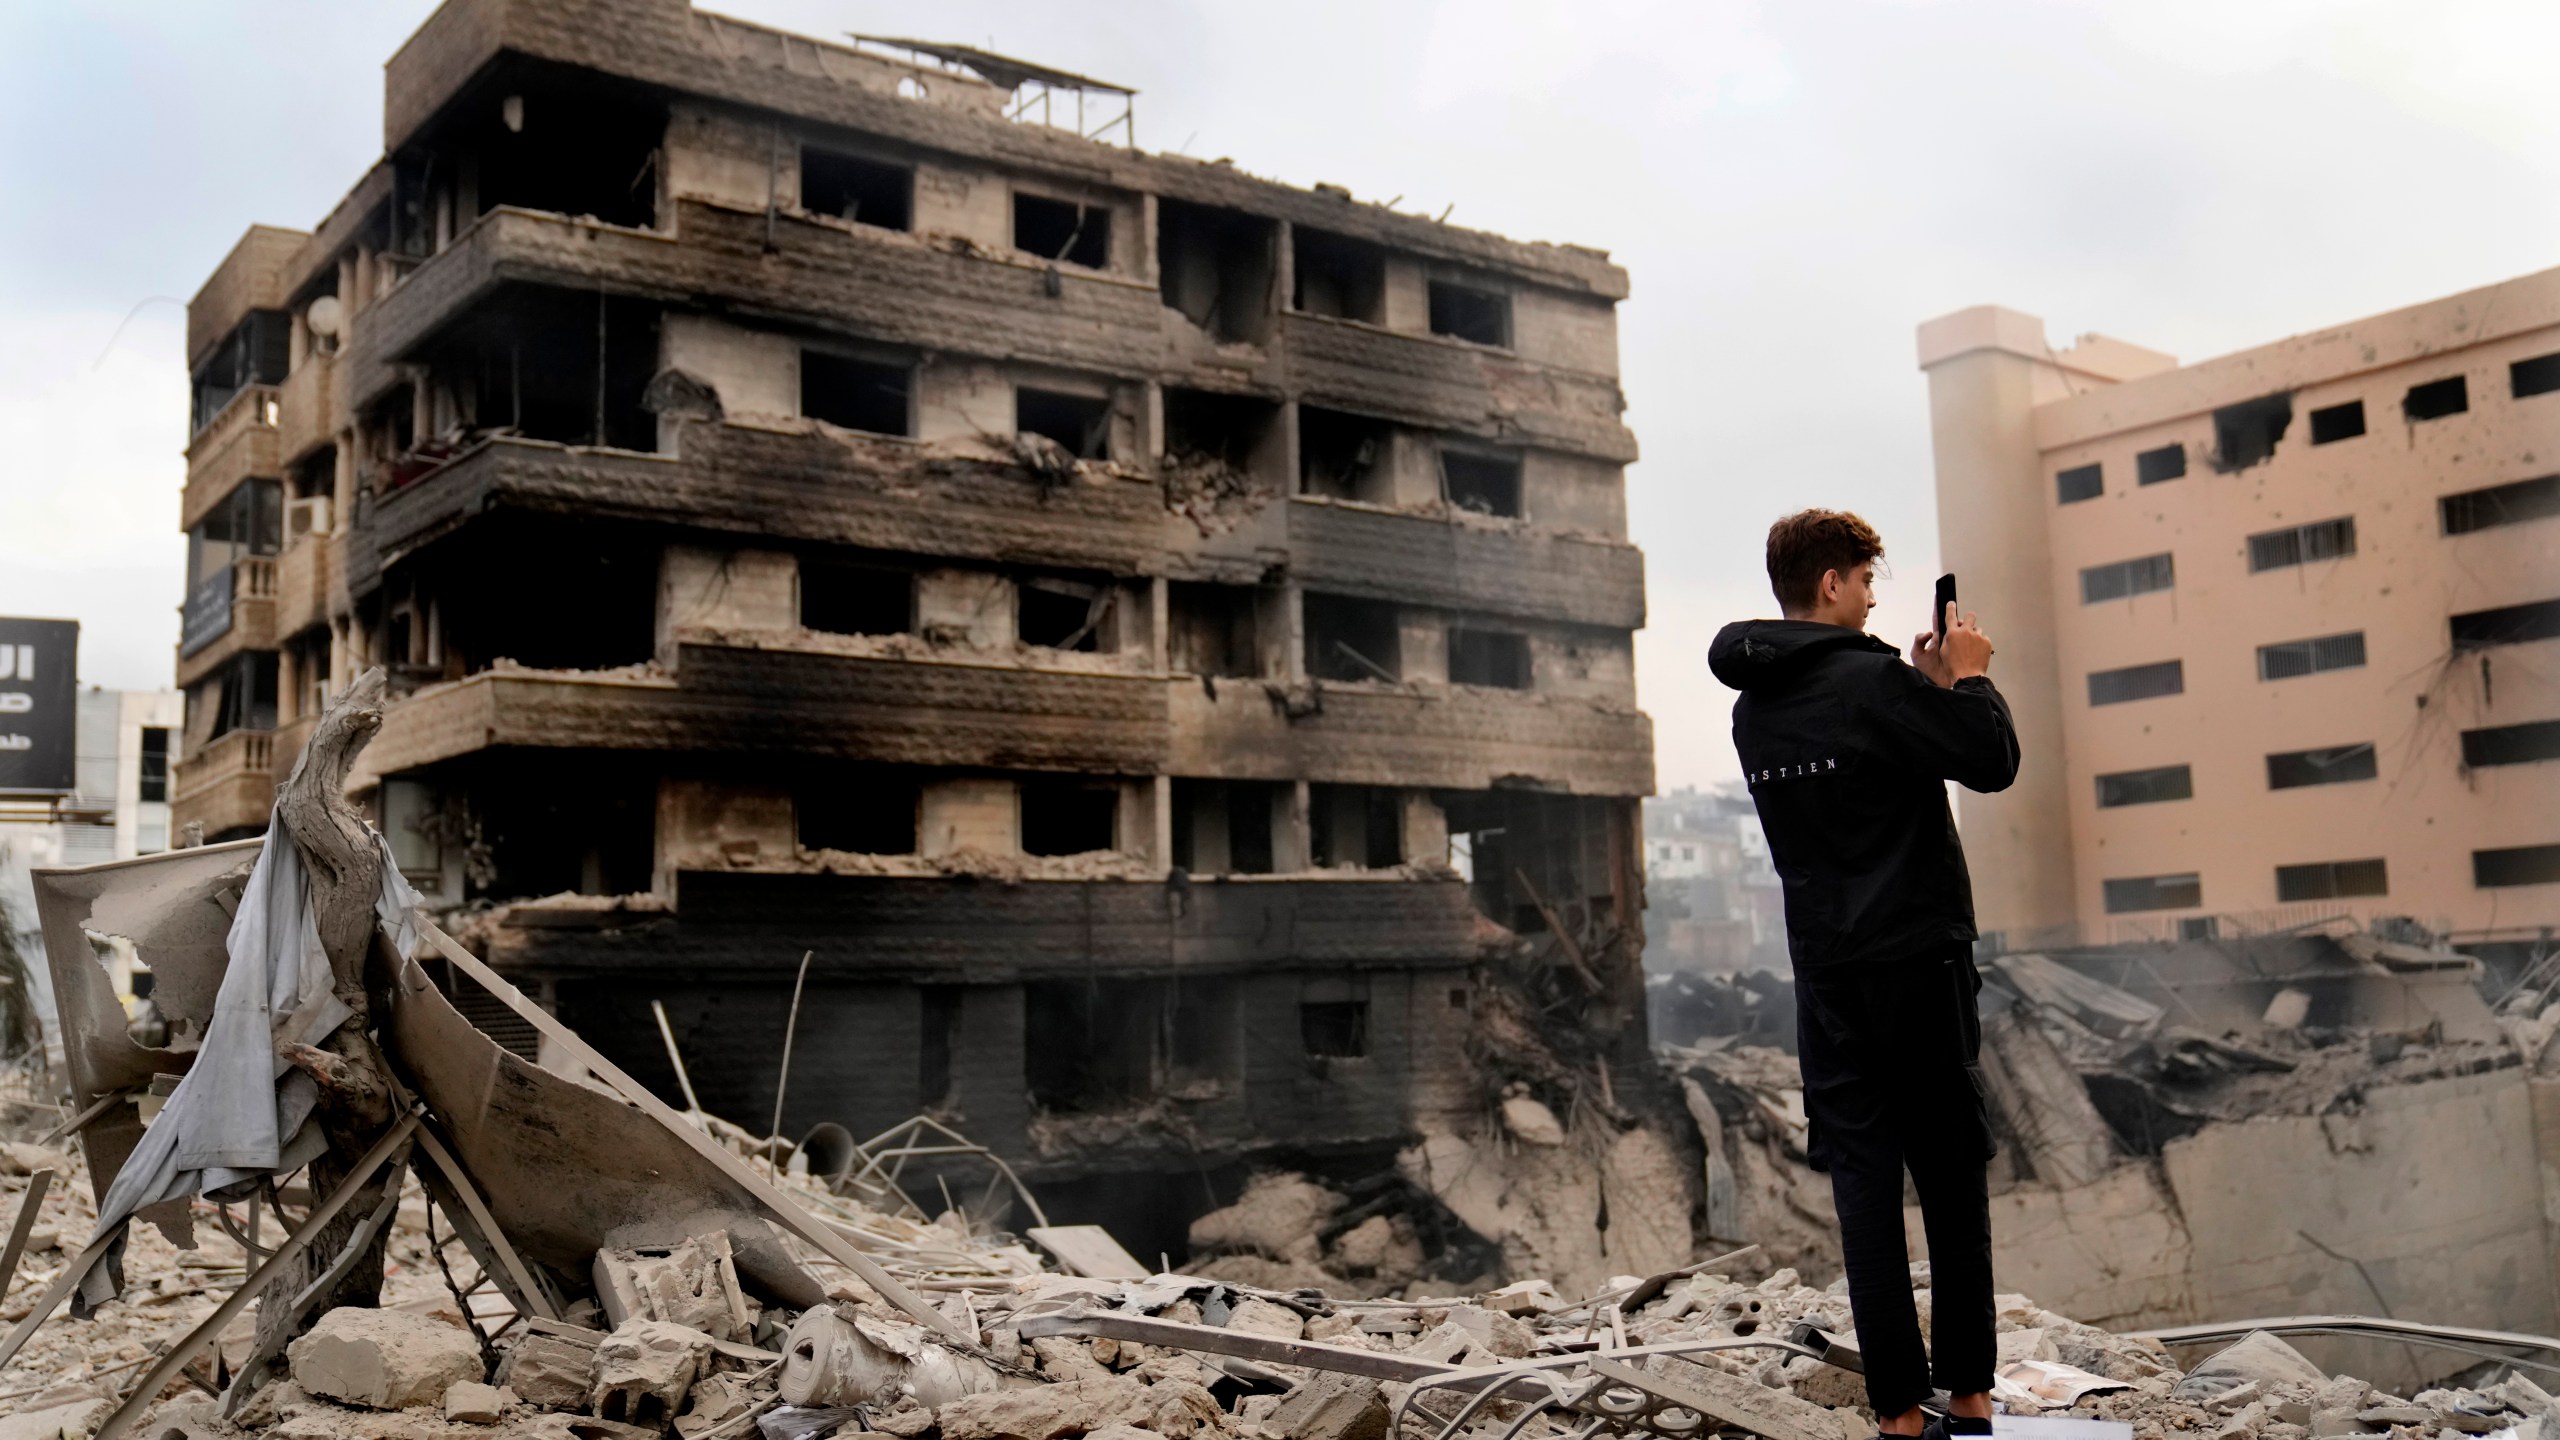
[{"xmin": 306, "ymin": 295, "xmax": 343, "ymax": 338}]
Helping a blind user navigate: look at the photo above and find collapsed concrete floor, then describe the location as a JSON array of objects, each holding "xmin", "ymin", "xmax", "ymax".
[{"xmin": 1666, "ymin": 926, "xmax": 2560, "ymax": 1391}]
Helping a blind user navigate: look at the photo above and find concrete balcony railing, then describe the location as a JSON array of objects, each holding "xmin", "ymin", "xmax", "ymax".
[
  {"xmin": 1281, "ymin": 313, "xmax": 1637, "ymax": 464},
  {"xmin": 342, "ymin": 203, "xmax": 1636, "ymax": 466},
  {"xmin": 1286, "ymin": 497, "xmax": 1645, "ymax": 630},
  {"xmin": 1169, "ymin": 677, "xmax": 1653, "ymax": 795},
  {"xmin": 493, "ymin": 871, "xmax": 1486, "ymax": 980},
  {"xmin": 176, "ymin": 557, "xmax": 278, "ymax": 685},
  {"xmin": 344, "ymin": 428, "xmax": 1167, "ymax": 599},
  {"xmin": 181, "ymin": 386, "xmax": 281, "ymax": 531},
  {"xmin": 172, "ymin": 728, "xmax": 275, "ymax": 840},
  {"xmin": 354, "ymin": 638, "xmax": 1172, "ymax": 785},
  {"xmin": 272, "ymin": 532, "xmax": 336, "ymax": 640},
  {"xmin": 275, "ymin": 352, "xmax": 338, "ymax": 465}
]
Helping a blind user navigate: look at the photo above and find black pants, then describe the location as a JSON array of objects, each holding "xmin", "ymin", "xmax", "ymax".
[{"xmin": 1794, "ymin": 944, "xmax": 1996, "ymax": 1417}]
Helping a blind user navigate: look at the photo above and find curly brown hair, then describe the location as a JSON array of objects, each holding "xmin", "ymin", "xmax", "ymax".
[{"xmin": 1765, "ymin": 509, "xmax": 1884, "ymax": 614}]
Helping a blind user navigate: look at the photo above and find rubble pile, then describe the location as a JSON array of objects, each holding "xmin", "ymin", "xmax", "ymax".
[{"xmin": 18, "ymin": 1105, "xmax": 2560, "ymax": 1440}]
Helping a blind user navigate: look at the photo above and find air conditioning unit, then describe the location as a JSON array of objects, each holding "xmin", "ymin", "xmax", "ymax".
[{"xmin": 288, "ymin": 495, "xmax": 333, "ymax": 540}]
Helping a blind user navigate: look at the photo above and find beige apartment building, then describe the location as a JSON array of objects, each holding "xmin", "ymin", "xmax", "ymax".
[{"xmin": 1919, "ymin": 267, "xmax": 2560, "ymax": 947}]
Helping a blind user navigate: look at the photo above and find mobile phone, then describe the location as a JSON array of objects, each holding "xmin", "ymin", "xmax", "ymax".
[{"xmin": 1933, "ymin": 574, "xmax": 1957, "ymax": 643}]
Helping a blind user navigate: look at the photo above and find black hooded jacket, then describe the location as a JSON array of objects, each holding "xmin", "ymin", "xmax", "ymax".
[{"xmin": 1709, "ymin": 619, "xmax": 2021, "ymax": 970}]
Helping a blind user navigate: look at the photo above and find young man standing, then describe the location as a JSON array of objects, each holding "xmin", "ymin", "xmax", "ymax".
[{"xmin": 1708, "ymin": 509, "xmax": 2019, "ymax": 1440}]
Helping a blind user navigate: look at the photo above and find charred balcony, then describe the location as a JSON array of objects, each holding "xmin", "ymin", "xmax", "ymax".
[
  {"xmin": 340, "ymin": 202, "xmax": 1636, "ymax": 465},
  {"xmin": 354, "ymin": 637, "xmax": 1171, "ymax": 782},
  {"xmin": 478, "ymin": 871, "xmax": 1482, "ymax": 980},
  {"xmin": 1168, "ymin": 677, "xmax": 1652, "ymax": 795},
  {"xmin": 344, "ymin": 425, "xmax": 1166, "ymax": 599}
]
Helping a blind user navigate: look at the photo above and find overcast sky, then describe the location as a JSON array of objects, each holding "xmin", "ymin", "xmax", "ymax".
[{"xmin": 2, "ymin": 0, "xmax": 2554, "ymax": 789}]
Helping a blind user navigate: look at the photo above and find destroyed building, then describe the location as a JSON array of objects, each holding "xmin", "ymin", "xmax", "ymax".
[
  {"xmin": 1915, "ymin": 274, "xmax": 2560, "ymax": 951},
  {"xmin": 166, "ymin": 0, "xmax": 1651, "ymax": 1260}
]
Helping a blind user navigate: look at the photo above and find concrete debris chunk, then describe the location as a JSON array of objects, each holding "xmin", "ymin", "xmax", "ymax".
[
  {"xmin": 1480, "ymin": 1277, "xmax": 1563, "ymax": 1315},
  {"xmin": 2173, "ymin": 1330, "xmax": 2330, "ymax": 1401},
  {"xmin": 0, "ymin": 1143, "xmax": 68, "ymax": 1177},
  {"xmin": 594, "ymin": 1230, "xmax": 755, "ymax": 1341},
  {"xmin": 673, "ymin": 1372, "xmax": 759, "ymax": 1438},
  {"xmin": 590, "ymin": 1318, "xmax": 717, "ymax": 1430},
  {"xmin": 1253, "ymin": 1371, "xmax": 1388, "ymax": 1440},
  {"xmin": 0, "ymin": 1397, "xmax": 111, "ymax": 1440},
  {"xmin": 503, "ymin": 1327, "xmax": 607, "ymax": 1412},
  {"xmin": 285, "ymin": 1305, "xmax": 486, "ymax": 1410},
  {"xmin": 444, "ymin": 1379, "xmax": 515, "ymax": 1424},
  {"xmin": 1501, "ymin": 1094, "xmax": 1567, "ymax": 1146},
  {"xmin": 1186, "ymin": 1172, "xmax": 1344, "ymax": 1263},
  {"xmin": 1223, "ymin": 1296, "xmax": 1306, "ymax": 1341}
]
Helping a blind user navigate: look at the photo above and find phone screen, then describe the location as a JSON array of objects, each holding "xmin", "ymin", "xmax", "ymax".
[{"xmin": 1934, "ymin": 574, "xmax": 1957, "ymax": 642}]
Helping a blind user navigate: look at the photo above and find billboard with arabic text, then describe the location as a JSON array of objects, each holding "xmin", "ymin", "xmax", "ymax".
[{"xmin": 0, "ymin": 618, "xmax": 78, "ymax": 796}]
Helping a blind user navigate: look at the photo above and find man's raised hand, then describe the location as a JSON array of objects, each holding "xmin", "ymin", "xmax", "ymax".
[{"xmin": 1913, "ymin": 603, "xmax": 1993, "ymax": 687}]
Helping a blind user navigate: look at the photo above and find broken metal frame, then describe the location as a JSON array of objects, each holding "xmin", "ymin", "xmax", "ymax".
[
  {"xmin": 840, "ymin": 1113, "xmax": 1051, "ymax": 1231},
  {"xmin": 2131, "ymin": 1315, "xmax": 2560, "ymax": 1379},
  {"xmin": 217, "ymin": 1133, "xmax": 421, "ymax": 1418},
  {"xmin": 0, "ymin": 1168, "xmax": 52, "ymax": 1300},
  {"xmin": 414, "ymin": 922, "xmax": 970, "ymax": 1343},
  {"xmin": 845, "ymin": 35, "xmax": 1137, "ymax": 145},
  {"xmin": 1019, "ymin": 1306, "xmax": 1825, "ymax": 1440},
  {"xmin": 88, "ymin": 1108, "xmax": 426, "ymax": 1440}
]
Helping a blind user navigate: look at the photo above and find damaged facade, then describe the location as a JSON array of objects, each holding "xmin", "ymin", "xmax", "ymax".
[
  {"xmin": 1916, "ymin": 272, "xmax": 2560, "ymax": 948},
  {"xmin": 167, "ymin": 0, "xmax": 1650, "ymax": 1260}
]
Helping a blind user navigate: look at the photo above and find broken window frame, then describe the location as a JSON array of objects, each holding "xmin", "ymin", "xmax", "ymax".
[
  {"xmin": 1446, "ymin": 627, "xmax": 1532, "ymax": 689},
  {"xmin": 1439, "ymin": 445, "xmax": 1525, "ymax": 518},
  {"xmin": 799, "ymin": 557, "xmax": 916, "ymax": 638},
  {"xmin": 2094, "ymin": 764, "xmax": 2192, "ymax": 808},
  {"xmin": 2308, "ymin": 400, "xmax": 2366, "ymax": 445},
  {"xmin": 2079, "ymin": 552, "xmax": 2174, "ymax": 605},
  {"xmin": 2451, "ymin": 598, "xmax": 2560, "ymax": 653},
  {"xmin": 1296, "ymin": 406, "xmax": 1392, "ymax": 503},
  {"xmin": 800, "ymin": 347, "xmax": 915, "ymax": 437},
  {"xmin": 1014, "ymin": 386, "xmax": 1114, "ymax": 459},
  {"xmin": 1291, "ymin": 226, "xmax": 1387, "ymax": 323},
  {"xmin": 2441, "ymin": 474, "xmax": 2560, "ymax": 536},
  {"xmin": 2246, "ymin": 516, "xmax": 2356, "ymax": 573},
  {"xmin": 1303, "ymin": 592, "xmax": 1401, "ymax": 683},
  {"xmin": 1019, "ymin": 778, "xmax": 1119, "ymax": 856},
  {"xmin": 2275, "ymin": 857, "xmax": 2388, "ymax": 903},
  {"xmin": 2265, "ymin": 742, "xmax": 2378, "ymax": 790},
  {"xmin": 798, "ymin": 145, "xmax": 914, "ymax": 231},
  {"xmin": 2513, "ymin": 352, "xmax": 2560, "ymax": 400},
  {"xmin": 1166, "ymin": 582, "xmax": 1262, "ymax": 679},
  {"xmin": 1155, "ymin": 197, "xmax": 1277, "ymax": 344},
  {"xmin": 1016, "ymin": 576, "xmax": 1118, "ymax": 653},
  {"xmin": 1309, "ymin": 784, "xmax": 1402, "ymax": 869},
  {"xmin": 2134, "ymin": 446, "xmax": 2186, "ymax": 485},
  {"xmin": 2402, "ymin": 374, "xmax": 2469, "ymax": 422},
  {"xmin": 2461, "ymin": 719, "xmax": 2560, "ymax": 769},
  {"xmin": 1012, "ymin": 190, "xmax": 1111, "ymax": 269},
  {"xmin": 2101, "ymin": 872, "xmax": 2202, "ymax": 914},
  {"xmin": 1427, "ymin": 278, "xmax": 1511, "ymax": 348},
  {"xmin": 2256, "ymin": 631, "xmax": 2366, "ymax": 681},
  {"xmin": 796, "ymin": 770, "xmax": 922, "ymax": 856},
  {"xmin": 2476, "ymin": 843, "xmax": 2560, "ymax": 889},
  {"xmin": 1169, "ymin": 778, "xmax": 1281, "ymax": 875}
]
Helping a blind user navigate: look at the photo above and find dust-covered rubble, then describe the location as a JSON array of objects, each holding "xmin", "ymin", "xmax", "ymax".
[{"xmin": 12, "ymin": 1107, "xmax": 2553, "ymax": 1440}]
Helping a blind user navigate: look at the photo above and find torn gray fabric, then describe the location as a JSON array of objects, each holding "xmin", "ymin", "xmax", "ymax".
[{"xmin": 81, "ymin": 810, "xmax": 352, "ymax": 1305}]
